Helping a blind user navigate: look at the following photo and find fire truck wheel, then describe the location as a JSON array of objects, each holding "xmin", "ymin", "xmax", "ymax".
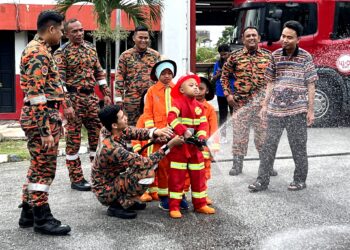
[{"xmin": 313, "ymin": 71, "xmax": 342, "ymax": 127}]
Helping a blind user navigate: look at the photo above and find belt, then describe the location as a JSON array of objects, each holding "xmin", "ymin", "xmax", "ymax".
[
  {"xmin": 66, "ymin": 85, "xmax": 94, "ymax": 95},
  {"xmin": 24, "ymin": 100, "xmax": 61, "ymax": 109}
]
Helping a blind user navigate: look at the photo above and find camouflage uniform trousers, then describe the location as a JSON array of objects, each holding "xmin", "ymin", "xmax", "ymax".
[
  {"xmin": 123, "ymin": 91, "xmax": 145, "ymax": 127},
  {"xmin": 20, "ymin": 107, "xmax": 61, "ymax": 207},
  {"xmin": 232, "ymin": 105, "xmax": 267, "ymax": 156},
  {"xmin": 65, "ymin": 93, "xmax": 101, "ymax": 183},
  {"xmin": 97, "ymin": 165, "xmax": 154, "ymax": 209}
]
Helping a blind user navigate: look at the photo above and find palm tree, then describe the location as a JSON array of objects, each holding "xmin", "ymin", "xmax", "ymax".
[{"xmin": 56, "ymin": 0, "xmax": 164, "ymax": 85}]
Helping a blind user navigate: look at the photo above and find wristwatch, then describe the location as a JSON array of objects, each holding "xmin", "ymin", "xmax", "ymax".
[{"xmin": 161, "ymin": 144, "xmax": 170, "ymax": 155}]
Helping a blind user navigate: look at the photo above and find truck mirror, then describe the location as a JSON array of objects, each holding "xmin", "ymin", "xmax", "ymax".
[
  {"xmin": 266, "ymin": 8, "xmax": 282, "ymax": 45},
  {"xmin": 267, "ymin": 19, "xmax": 281, "ymax": 44}
]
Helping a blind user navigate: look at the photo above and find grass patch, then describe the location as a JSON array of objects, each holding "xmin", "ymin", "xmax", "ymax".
[
  {"xmin": 0, "ymin": 140, "xmax": 30, "ymax": 160},
  {"xmin": 0, "ymin": 127, "xmax": 89, "ymax": 162}
]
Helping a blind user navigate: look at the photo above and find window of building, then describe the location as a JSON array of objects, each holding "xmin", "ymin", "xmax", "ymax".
[{"xmin": 333, "ymin": 2, "xmax": 350, "ymax": 39}]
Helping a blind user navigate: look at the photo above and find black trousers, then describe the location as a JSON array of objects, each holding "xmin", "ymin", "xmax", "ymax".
[
  {"xmin": 217, "ymin": 96, "xmax": 233, "ymax": 136},
  {"xmin": 257, "ymin": 113, "xmax": 308, "ymax": 185}
]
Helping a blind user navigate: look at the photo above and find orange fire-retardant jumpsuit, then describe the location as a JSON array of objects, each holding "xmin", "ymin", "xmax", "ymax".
[
  {"xmin": 167, "ymin": 96, "xmax": 208, "ymax": 211},
  {"xmin": 184, "ymin": 100, "xmax": 220, "ymax": 192},
  {"xmin": 131, "ymin": 114, "xmax": 158, "ymax": 194},
  {"xmin": 142, "ymin": 81, "xmax": 174, "ymax": 198}
]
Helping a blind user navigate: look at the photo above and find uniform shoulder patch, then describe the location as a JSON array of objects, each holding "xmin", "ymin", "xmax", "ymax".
[
  {"xmin": 55, "ymin": 56, "xmax": 62, "ymax": 64},
  {"xmin": 41, "ymin": 65, "xmax": 48, "ymax": 75}
]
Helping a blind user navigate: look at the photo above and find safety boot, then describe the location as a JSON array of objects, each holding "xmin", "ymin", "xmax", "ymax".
[
  {"xmin": 33, "ymin": 204, "xmax": 71, "ymax": 235},
  {"xmin": 229, "ymin": 155, "xmax": 244, "ymax": 176},
  {"xmin": 169, "ymin": 210, "xmax": 182, "ymax": 219},
  {"xmin": 18, "ymin": 202, "xmax": 34, "ymax": 228},
  {"xmin": 195, "ymin": 205, "xmax": 216, "ymax": 214},
  {"xmin": 140, "ymin": 192, "xmax": 152, "ymax": 202}
]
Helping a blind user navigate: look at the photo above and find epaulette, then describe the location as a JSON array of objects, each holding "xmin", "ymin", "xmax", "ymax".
[
  {"xmin": 260, "ymin": 47, "xmax": 272, "ymax": 54},
  {"xmin": 58, "ymin": 42, "xmax": 70, "ymax": 52},
  {"xmin": 147, "ymin": 47, "xmax": 160, "ymax": 56},
  {"xmin": 231, "ymin": 48, "xmax": 243, "ymax": 54},
  {"xmin": 83, "ymin": 41, "xmax": 96, "ymax": 49}
]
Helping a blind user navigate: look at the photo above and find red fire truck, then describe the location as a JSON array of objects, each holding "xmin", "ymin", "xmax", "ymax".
[{"xmin": 218, "ymin": 0, "xmax": 350, "ymax": 126}]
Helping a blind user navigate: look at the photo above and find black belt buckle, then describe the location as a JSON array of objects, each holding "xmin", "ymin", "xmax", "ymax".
[
  {"xmin": 47, "ymin": 101, "xmax": 60, "ymax": 109},
  {"xmin": 79, "ymin": 87, "xmax": 93, "ymax": 95}
]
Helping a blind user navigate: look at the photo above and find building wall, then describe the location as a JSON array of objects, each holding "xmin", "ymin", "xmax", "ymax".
[{"xmin": 0, "ymin": 0, "xmax": 164, "ymax": 119}]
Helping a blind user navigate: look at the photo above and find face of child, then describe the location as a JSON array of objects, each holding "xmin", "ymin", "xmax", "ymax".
[
  {"xmin": 159, "ymin": 68, "xmax": 173, "ymax": 85},
  {"xmin": 180, "ymin": 79, "xmax": 199, "ymax": 98},
  {"xmin": 196, "ymin": 82, "xmax": 208, "ymax": 101}
]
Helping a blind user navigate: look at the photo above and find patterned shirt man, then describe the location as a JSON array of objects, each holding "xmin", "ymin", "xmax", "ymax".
[
  {"xmin": 265, "ymin": 47, "xmax": 318, "ymax": 116},
  {"xmin": 115, "ymin": 47, "xmax": 160, "ymax": 126}
]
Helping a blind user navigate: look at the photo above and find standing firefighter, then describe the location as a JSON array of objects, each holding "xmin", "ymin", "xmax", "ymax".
[
  {"xmin": 54, "ymin": 19, "xmax": 112, "ymax": 191},
  {"xmin": 221, "ymin": 26, "xmax": 278, "ymax": 176},
  {"xmin": 18, "ymin": 10, "xmax": 73, "ymax": 235},
  {"xmin": 114, "ymin": 25, "xmax": 160, "ymax": 126}
]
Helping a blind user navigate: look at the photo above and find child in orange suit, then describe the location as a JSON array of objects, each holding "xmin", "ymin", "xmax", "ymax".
[{"xmin": 141, "ymin": 59, "xmax": 177, "ymax": 209}]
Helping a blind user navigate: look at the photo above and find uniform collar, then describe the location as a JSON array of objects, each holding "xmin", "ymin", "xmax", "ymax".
[
  {"xmin": 69, "ymin": 40, "xmax": 87, "ymax": 49},
  {"xmin": 242, "ymin": 46, "xmax": 262, "ymax": 56},
  {"xmin": 154, "ymin": 81, "xmax": 175, "ymax": 90},
  {"xmin": 34, "ymin": 34, "xmax": 51, "ymax": 52}
]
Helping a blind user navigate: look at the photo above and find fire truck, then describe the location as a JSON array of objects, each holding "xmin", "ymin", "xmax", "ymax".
[{"xmin": 230, "ymin": 0, "xmax": 350, "ymax": 126}]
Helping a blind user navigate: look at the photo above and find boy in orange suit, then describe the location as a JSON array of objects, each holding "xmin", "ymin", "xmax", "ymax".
[
  {"xmin": 167, "ymin": 73, "xmax": 216, "ymax": 219},
  {"xmin": 196, "ymin": 77, "xmax": 220, "ymax": 205},
  {"xmin": 142, "ymin": 60, "xmax": 177, "ymax": 209}
]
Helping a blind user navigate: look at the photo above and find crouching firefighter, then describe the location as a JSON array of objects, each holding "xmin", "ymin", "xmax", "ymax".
[{"xmin": 91, "ymin": 105, "xmax": 184, "ymax": 219}]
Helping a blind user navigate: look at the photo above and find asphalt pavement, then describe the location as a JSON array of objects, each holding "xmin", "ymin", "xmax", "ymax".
[{"xmin": 0, "ymin": 127, "xmax": 350, "ymax": 249}]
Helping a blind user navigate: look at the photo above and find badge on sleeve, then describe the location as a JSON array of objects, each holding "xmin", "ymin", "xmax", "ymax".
[
  {"xmin": 55, "ymin": 57, "xmax": 62, "ymax": 64},
  {"xmin": 41, "ymin": 66, "xmax": 48, "ymax": 76}
]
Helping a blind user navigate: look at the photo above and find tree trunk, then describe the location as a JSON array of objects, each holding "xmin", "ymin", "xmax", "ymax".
[{"xmin": 105, "ymin": 39, "xmax": 111, "ymax": 86}]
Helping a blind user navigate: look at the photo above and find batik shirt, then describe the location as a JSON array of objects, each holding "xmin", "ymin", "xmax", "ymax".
[
  {"xmin": 265, "ymin": 47, "xmax": 318, "ymax": 117},
  {"xmin": 221, "ymin": 47, "xmax": 271, "ymax": 108},
  {"xmin": 20, "ymin": 35, "xmax": 71, "ymax": 137}
]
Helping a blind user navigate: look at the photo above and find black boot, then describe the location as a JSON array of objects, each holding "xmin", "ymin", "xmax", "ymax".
[
  {"xmin": 18, "ymin": 202, "xmax": 34, "ymax": 228},
  {"xmin": 229, "ymin": 155, "xmax": 244, "ymax": 176},
  {"xmin": 71, "ymin": 178, "xmax": 91, "ymax": 191},
  {"xmin": 107, "ymin": 202, "xmax": 137, "ymax": 219},
  {"xmin": 33, "ymin": 204, "xmax": 71, "ymax": 235}
]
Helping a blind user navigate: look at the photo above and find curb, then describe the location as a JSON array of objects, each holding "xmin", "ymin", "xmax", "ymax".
[{"xmin": 0, "ymin": 146, "xmax": 89, "ymax": 163}]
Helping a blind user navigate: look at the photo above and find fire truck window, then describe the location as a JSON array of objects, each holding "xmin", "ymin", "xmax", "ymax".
[
  {"xmin": 264, "ymin": 3, "xmax": 317, "ymax": 38},
  {"xmin": 334, "ymin": 2, "xmax": 350, "ymax": 39}
]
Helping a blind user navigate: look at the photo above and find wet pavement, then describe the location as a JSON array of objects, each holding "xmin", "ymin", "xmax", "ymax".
[{"xmin": 0, "ymin": 127, "xmax": 350, "ymax": 249}]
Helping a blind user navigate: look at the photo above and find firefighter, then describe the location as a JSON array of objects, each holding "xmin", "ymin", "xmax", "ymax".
[
  {"xmin": 54, "ymin": 19, "xmax": 112, "ymax": 191},
  {"xmin": 114, "ymin": 25, "xmax": 160, "ymax": 126},
  {"xmin": 18, "ymin": 10, "xmax": 73, "ymax": 235}
]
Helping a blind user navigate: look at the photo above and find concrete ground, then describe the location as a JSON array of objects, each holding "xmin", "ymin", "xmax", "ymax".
[{"xmin": 1, "ymin": 127, "xmax": 350, "ymax": 249}]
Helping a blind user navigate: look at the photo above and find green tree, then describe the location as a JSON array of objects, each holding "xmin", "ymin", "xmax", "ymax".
[
  {"xmin": 56, "ymin": 0, "xmax": 164, "ymax": 85},
  {"xmin": 216, "ymin": 26, "xmax": 234, "ymax": 47},
  {"xmin": 196, "ymin": 47, "xmax": 217, "ymax": 63}
]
